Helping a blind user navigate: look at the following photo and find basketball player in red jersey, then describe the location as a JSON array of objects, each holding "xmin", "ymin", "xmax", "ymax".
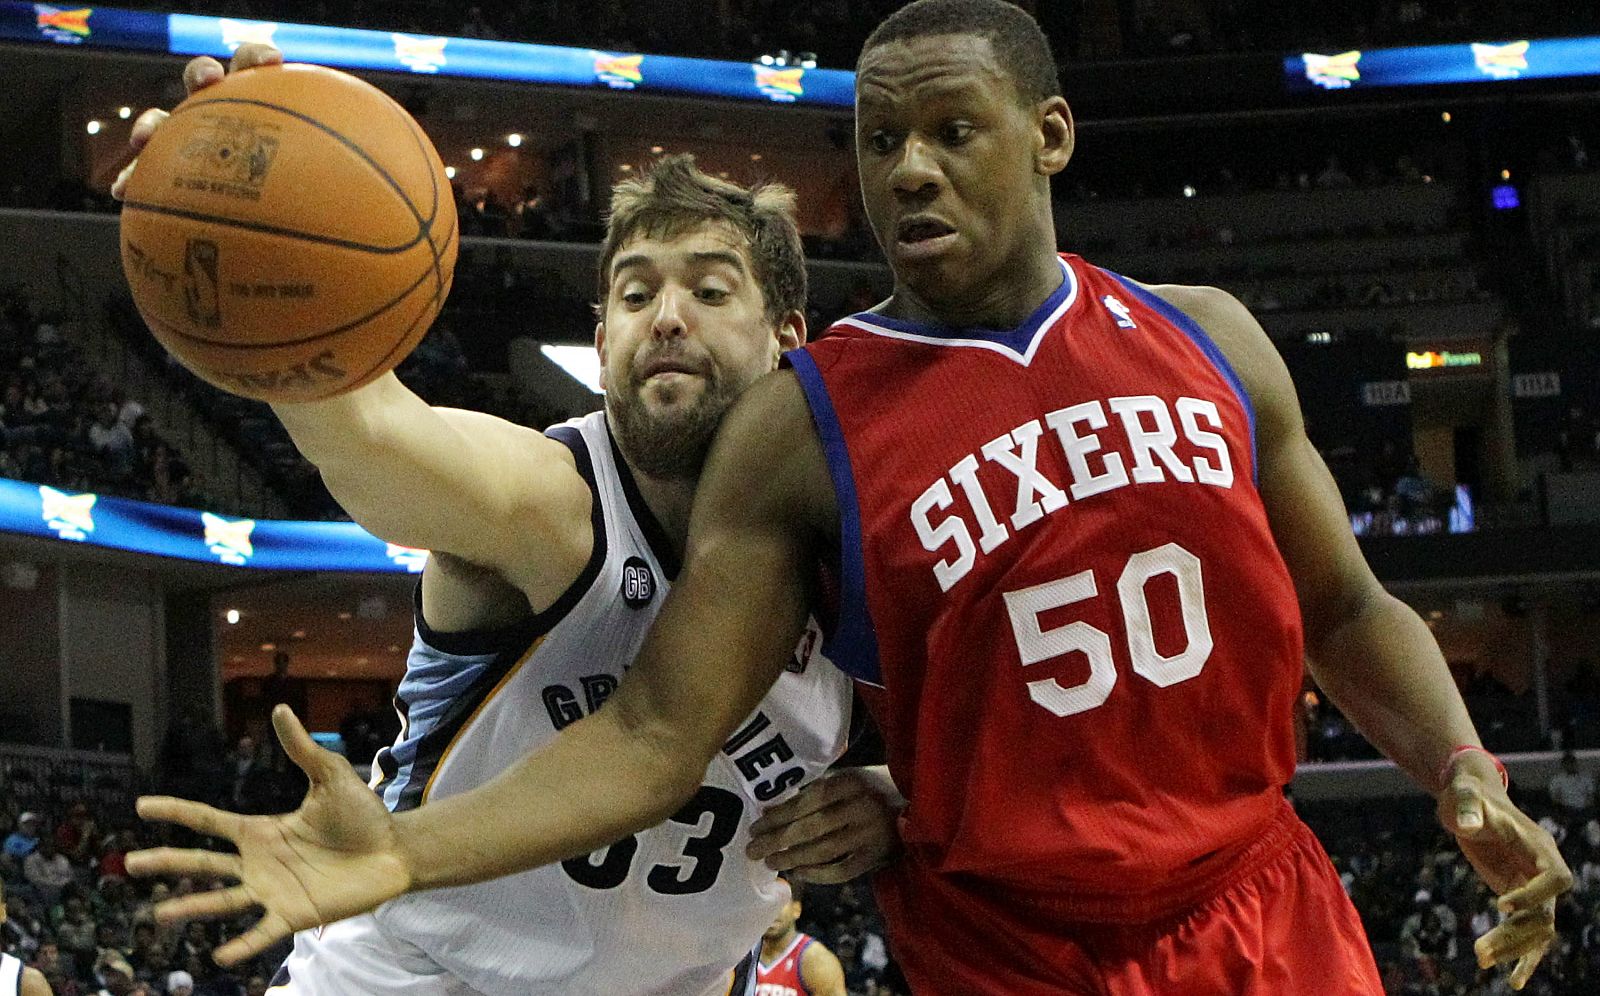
[
  {"xmin": 133, "ymin": 1, "xmax": 1571, "ymax": 993},
  {"xmin": 755, "ymin": 882, "xmax": 846, "ymax": 996}
]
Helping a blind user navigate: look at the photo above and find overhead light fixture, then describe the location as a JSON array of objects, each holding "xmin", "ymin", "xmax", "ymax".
[
  {"xmin": 650, "ymin": 145, "xmax": 664, "ymax": 154},
  {"xmin": 260, "ymin": 642, "xmax": 276, "ymax": 651},
  {"xmin": 85, "ymin": 120, "xmax": 102, "ymax": 135},
  {"xmin": 445, "ymin": 166, "xmax": 457, "ymax": 179},
  {"xmin": 117, "ymin": 106, "xmax": 132, "ymax": 119},
  {"xmin": 1182, "ymin": 184, "xmax": 1196, "ymax": 198},
  {"xmin": 292, "ymin": 629, "xmax": 306, "ymax": 639},
  {"xmin": 1441, "ymin": 111, "xmax": 1452, "ymax": 123},
  {"xmin": 507, "ymin": 133, "xmax": 523, "ymax": 147},
  {"xmin": 470, "ymin": 147, "xmax": 484, "ymax": 161},
  {"xmin": 541, "ymin": 344, "xmax": 604, "ymax": 394},
  {"xmin": 750, "ymin": 153, "xmax": 762, "ymax": 162},
  {"xmin": 225, "ymin": 608, "xmax": 240, "ymax": 624}
]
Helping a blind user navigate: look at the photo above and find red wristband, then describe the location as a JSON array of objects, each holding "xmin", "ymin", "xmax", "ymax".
[{"xmin": 1437, "ymin": 745, "xmax": 1508, "ymax": 791}]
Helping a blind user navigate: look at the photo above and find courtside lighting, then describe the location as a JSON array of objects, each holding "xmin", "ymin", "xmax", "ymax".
[{"xmin": 541, "ymin": 344, "xmax": 604, "ymax": 394}]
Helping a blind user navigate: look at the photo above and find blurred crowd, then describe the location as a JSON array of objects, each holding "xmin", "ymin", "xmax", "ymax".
[
  {"xmin": 5, "ymin": 745, "xmax": 1598, "ymax": 996},
  {"xmin": 0, "ymin": 287, "xmax": 214, "ymax": 510}
]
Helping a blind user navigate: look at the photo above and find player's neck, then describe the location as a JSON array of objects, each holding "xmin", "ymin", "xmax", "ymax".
[
  {"xmin": 761, "ymin": 928, "xmax": 798, "ymax": 962},
  {"xmin": 882, "ymin": 248, "xmax": 1063, "ymax": 330},
  {"xmin": 625, "ymin": 463, "xmax": 695, "ymax": 557}
]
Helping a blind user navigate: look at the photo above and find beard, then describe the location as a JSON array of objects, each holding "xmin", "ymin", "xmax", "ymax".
[{"xmin": 607, "ymin": 364, "xmax": 739, "ymax": 481}]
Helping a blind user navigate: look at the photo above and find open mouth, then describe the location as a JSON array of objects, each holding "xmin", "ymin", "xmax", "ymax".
[{"xmin": 895, "ymin": 217, "xmax": 957, "ymax": 245}]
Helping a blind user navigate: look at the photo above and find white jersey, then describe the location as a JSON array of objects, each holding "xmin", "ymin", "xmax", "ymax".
[
  {"xmin": 0, "ymin": 953, "xmax": 20, "ymax": 996},
  {"xmin": 364, "ymin": 411, "xmax": 854, "ymax": 996}
]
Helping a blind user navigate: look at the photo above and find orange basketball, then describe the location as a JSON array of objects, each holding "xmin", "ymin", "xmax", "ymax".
[{"xmin": 119, "ymin": 63, "xmax": 457, "ymax": 403}]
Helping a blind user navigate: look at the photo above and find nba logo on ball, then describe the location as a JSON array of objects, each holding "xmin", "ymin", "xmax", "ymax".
[{"xmin": 622, "ymin": 557, "xmax": 655, "ymax": 608}]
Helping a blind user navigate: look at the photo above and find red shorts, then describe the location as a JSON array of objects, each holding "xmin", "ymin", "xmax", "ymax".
[{"xmin": 875, "ymin": 804, "xmax": 1382, "ymax": 996}]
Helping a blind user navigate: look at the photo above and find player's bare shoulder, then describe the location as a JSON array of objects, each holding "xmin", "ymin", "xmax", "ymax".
[
  {"xmin": 20, "ymin": 964, "xmax": 53, "ymax": 996},
  {"xmin": 696, "ymin": 367, "xmax": 837, "ymax": 545},
  {"xmin": 1133, "ymin": 280, "xmax": 1298, "ymax": 424}
]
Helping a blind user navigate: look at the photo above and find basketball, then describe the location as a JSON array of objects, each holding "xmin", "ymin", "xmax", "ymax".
[{"xmin": 118, "ymin": 63, "xmax": 457, "ymax": 403}]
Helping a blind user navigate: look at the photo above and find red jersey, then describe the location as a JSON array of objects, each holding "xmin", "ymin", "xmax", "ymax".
[
  {"xmin": 755, "ymin": 934, "xmax": 815, "ymax": 996},
  {"xmin": 787, "ymin": 255, "xmax": 1303, "ymax": 918}
]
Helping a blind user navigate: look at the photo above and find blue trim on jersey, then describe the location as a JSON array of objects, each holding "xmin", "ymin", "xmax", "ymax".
[
  {"xmin": 1106, "ymin": 273, "xmax": 1260, "ymax": 484},
  {"xmin": 374, "ymin": 422, "xmax": 609, "ymax": 812},
  {"xmin": 603, "ymin": 414, "xmax": 683, "ymax": 580},
  {"xmin": 846, "ymin": 258, "xmax": 1071, "ymax": 354},
  {"xmin": 783, "ymin": 350, "xmax": 883, "ymax": 687}
]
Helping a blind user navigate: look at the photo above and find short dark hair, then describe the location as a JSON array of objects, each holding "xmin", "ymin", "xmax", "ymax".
[
  {"xmin": 596, "ymin": 154, "xmax": 807, "ymax": 327},
  {"xmin": 862, "ymin": 0, "xmax": 1061, "ymax": 105}
]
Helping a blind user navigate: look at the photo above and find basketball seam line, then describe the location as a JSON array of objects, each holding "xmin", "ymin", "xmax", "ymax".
[
  {"xmin": 172, "ymin": 94, "xmax": 435, "ymax": 230},
  {"xmin": 121, "ymin": 199, "xmax": 427, "ymax": 255},
  {"xmin": 140, "ymin": 222, "xmax": 457, "ymax": 352}
]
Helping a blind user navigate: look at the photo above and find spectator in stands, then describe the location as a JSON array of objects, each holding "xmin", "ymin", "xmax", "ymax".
[
  {"xmin": 88, "ymin": 404, "xmax": 136, "ymax": 482},
  {"xmin": 1548, "ymin": 751, "xmax": 1598, "ymax": 817},
  {"xmin": 23, "ymin": 839, "xmax": 73, "ymax": 909},
  {"xmin": 91, "ymin": 949, "xmax": 137, "ymax": 996},
  {"xmin": 54, "ymin": 804, "xmax": 96, "ymax": 863},
  {"xmin": 4, "ymin": 812, "xmax": 42, "ymax": 860}
]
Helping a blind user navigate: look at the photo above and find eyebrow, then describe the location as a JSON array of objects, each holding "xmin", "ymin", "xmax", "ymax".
[{"xmin": 611, "ymin": 250, "xmax": 749, "ymax": 280}]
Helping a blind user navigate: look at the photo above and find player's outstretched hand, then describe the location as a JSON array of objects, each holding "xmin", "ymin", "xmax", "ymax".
[
  {"xmin": 1436, "ymin": 753, "xmax": 1572, "ymax": 991},
  {"xmin": 746, "ymin": 766, "xmax": 904, "ymax": 884},
  {"xmin": 127, "ymin": 705, "xmax": 411, "ymax": 966},
  {"xmin": 111, "ymin": 43, "xmax": 284, "ymax": 200}
]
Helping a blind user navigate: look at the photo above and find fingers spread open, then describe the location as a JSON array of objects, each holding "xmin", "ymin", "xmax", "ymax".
[
  {"xmin": 157, "ymin": 885, "xmax": 258, "ymax": 923},
  {"xmin": 126, "ymin": 846, "xmax": 242, "ymax": 881},
  {"xmin": 212, "ymin": 912, "xmax": 294, "ymax": 967},
  {"xmin": 137, "ymin": 796, "xmax": 244, "ymax": 841}
]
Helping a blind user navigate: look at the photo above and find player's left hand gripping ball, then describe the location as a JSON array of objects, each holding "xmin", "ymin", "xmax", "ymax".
[{"xmin": 127, "ymin": 705, "xmax": 412, "ymax": 966}]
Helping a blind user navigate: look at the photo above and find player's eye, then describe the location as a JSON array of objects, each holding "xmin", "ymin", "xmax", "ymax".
[
  {"xmin": 621, "ymin": 289, "xmax": 652, "ymax": 307},
  {"xmin": 867, "ymin": 130, "xmax": 901, "ymax": 155},
  {"xmin": 941, "ymin": 121, "xmax": 975, "ymax": 145},
  {"xmin": 697, "ymin": 287, "xmax": 730, "ymax": 303}
]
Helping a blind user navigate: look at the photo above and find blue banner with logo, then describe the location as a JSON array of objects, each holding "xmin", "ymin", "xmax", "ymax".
[
  {"xmin": 0, "ymin": 2, "xmax": 167, "ymax": 48},
  {"xmin": 1288, "ymin": 36, "xmax": 1600, "ymax": 92},
  {"xmin": 0, "ymin": 477, "xmax": 425, "ymax": 573},
  {"xmin": 166, "ymin": 14, "xmax": 855, "ymax": 106},
  {"xmin": 1, "ymin": 3, "xmax": 855, "ymax": 106}
]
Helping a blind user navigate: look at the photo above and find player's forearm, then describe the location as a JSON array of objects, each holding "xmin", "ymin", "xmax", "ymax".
[
  {"xmin": 271, "ymin": 374, "xmax": 483, "ymax": 550},
  {"xmin": 392, "ymin": 707, "xmax": 707, "ymax": 891},
  {"xmin": 1307, "ymin": 588, "xmax": 1483, "ymax": 789},
  {"xmin": 271, "ymin": 372, "xmax": 419, "ymax": 488}
]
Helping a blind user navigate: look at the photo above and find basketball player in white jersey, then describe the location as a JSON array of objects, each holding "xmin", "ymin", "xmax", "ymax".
[
  {"xmin": 121, "ymin": 46, "xmax": 902, "ymax": 996},
  {"xmin": 0, "ymin": 880, "xmax": 52, "ymax": 996}
]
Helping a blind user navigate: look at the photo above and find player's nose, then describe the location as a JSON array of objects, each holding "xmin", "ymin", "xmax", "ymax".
[
  {"xmin": 650, "ymin": 288, "xmax": 690, "ymax": 340},
  {"xmin": 889, "ymin": 135, "xmax": 943, "ymax": 201}
]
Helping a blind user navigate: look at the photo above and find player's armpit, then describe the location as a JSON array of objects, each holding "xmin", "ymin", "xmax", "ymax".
[
  {"xmin": 271, "ymin": 372, "xmax": 592, "ymax": 585},
  {"xmin": 393, "ymin": 370, "xmax": 835, "ymax": 891}
]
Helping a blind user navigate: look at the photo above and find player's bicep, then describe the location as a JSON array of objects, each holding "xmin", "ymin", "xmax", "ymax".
[
  {"xmin": 1178, "ymin": 287, "xmax": 1385, "ymax": 643},
  {"xmin": 801, "ymin": 941, "xmax": 850, "ymax": 996},
  {"xmin": 613, "ymin": 371, "xmax": 828, "ymax": 765}
]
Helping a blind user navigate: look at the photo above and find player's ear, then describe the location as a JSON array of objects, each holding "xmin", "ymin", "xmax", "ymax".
[
  {"xmin": 774, "ymin": 310, "xmax": 806, "ymax": 358},
  {"xmin": 1036, "ymin": 96, "xmax": 1073, "ymax": 176},
  {"xmin": 594, "ymin": 321, "xmax": 610, "ymax": 392}
]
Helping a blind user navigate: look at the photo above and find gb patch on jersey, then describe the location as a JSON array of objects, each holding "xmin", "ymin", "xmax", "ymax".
[{"xmin": 621, "ymin": 556, "xmax": 656, "ymax": 608}]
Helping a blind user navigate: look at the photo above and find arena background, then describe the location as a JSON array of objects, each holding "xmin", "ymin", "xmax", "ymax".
[{"xmin": 1, "ymin": 2, "xmax": 1600, "ymax": 993}]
